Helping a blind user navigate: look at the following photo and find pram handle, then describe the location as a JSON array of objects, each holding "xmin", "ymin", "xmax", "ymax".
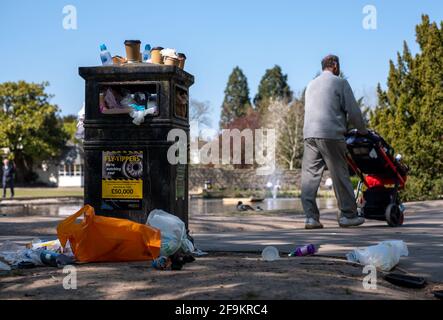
[{"xmin": 346, "ymin": 128, "xmax": 382, "ymax": 142}]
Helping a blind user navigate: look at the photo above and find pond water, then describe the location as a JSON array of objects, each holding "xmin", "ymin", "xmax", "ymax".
[
  {"xmin": 189, "ymin": 198, "xmax": 337, "ymax": 215},
  {"xmin": 0, "ymin": 198, "xmax": 337, "ymax": 217}
]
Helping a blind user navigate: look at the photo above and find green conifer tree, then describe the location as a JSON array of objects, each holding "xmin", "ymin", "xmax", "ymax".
[
  {"xmin": 219, "ymin": 67, "xmax": 252, "ymax": 129},
  {"xmin": 254, "ymin": 65, "xmax": 293, "ymax": 116},
  {"xmin": 370, "ymin": 15, "xmax": 443, "ymax": 200}
]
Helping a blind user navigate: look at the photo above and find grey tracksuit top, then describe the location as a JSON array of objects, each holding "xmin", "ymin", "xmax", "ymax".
[{"xmin": 303, "ymin": 70, "xmax": 367, "ymax": 140}]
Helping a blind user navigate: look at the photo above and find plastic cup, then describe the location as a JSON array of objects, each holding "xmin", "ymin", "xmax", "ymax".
[
  {"xmin": 150, "ymin": 47, "xmax": 164, "ymax": 64},
  {"xmin": 164, "ymin": 56, "xmax": 179, "ymax": 67},
  {"xmin": 124, "ymin": 40, "xmax": 141, "ymax": 63},
  {"xmin": 177, "ymin": 53, "xmax": 186, "ymax": 69},
  {"xmin": 262, "ymin": 246, "xmax": 280, "ymax": 261}
]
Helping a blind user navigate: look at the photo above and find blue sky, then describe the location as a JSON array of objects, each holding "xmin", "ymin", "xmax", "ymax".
[{"xmin": 1, "ymin": 0, "xmax": 442, "ymax": 128}]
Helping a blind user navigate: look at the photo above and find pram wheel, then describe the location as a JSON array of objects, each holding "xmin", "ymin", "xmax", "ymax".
[{"xmin": 385, "ymin": 204, "xmax": 404, "ymax": 227}]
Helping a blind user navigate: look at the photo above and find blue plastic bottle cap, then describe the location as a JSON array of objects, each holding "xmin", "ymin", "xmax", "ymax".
[
  {"xmin": 100, "ymin": 44, "xmax": 107, "ymax": 51},
  {"xmin": 145, "ymin": 44, "xmax": 151, "ymax": 51}
]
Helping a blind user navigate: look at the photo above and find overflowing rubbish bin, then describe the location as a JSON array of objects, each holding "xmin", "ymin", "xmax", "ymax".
[{"xmin": 79, "ymin": 64, "xmax": 194, "ymax": 225}]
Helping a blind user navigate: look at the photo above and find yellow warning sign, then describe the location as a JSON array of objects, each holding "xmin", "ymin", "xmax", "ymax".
[{"xmin": 102, "ymin": 180, "xmax": 143, "ymax": 199}]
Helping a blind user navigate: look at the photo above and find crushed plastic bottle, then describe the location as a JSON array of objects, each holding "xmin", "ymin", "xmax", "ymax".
[
  {"xmin": 346, "ymin": 240, "xmax": 408, "ymax": 271},
  {"xmin": 39, "ymin": 250, "xmax": 75, "ymax": 268},
  {"xmin": 289, "ymin": 244, "xmax": 316, "ymax": 257}
]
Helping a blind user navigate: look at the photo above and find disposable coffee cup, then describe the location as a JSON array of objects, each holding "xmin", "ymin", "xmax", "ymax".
[
  {"xmin": 150, "ymin": 46, "xmax": 164, "ymax": 64},
  {"xmin": 124, "ymin": 40, "xmax": 141, "ymax": 63},
  {"xmin": 177, "ymin": 53, "xmax": 186, "ymax": 69},
  {"xmin": 262, "ymin": 246, "xmax": 280, "ymax": 261},
  {"xmin": 164, "ymin": 56, "xmax": 179, "ymax": 67}
]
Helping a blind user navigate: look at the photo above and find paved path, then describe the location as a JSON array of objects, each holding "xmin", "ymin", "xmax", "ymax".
[
  {"xmin": 1, "ymin": 200, "xmax": 442, "ymax": 283},
  {"xmin": 194, "ymin": 200, "xmax": 443, "ymax": 282}
]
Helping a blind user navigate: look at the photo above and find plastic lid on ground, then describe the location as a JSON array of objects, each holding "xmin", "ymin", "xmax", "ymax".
[{"xmin": 262, "ymin": 246, "xmax": 280, "ymax": 261}]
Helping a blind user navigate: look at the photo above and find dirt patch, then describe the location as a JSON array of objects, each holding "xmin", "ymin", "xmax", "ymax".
[
  {"xmin": 1, "ymin": 204, "xmax": 443, "ymax": 300},
  {"xmin": 0, "ymin": 253, "xmax": 439, "ymax": 300}
]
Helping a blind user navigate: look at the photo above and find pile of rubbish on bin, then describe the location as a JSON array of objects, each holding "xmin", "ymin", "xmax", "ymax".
[
  {"xmin": 99, "ymin": 40, "xmax": 187, "ymax": 69},
  {"xmin": 0, "ymin": 206, "xmax": 205, "ymax": 272},
  {"xmin": 99, "ymin": 86, "xmax": 159, "ymax": 125},
  {"xmin": 73, "ymin": 40, "xmax": 189, "ymax": 133}
]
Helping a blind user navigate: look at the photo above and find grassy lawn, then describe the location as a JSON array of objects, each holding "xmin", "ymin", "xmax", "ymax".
[{"xmin": 9, "ymin": 187, "xmax": 84, "ymax": 198}]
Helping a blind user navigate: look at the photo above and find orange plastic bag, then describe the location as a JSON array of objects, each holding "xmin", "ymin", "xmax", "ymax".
[{"xmin": 57, "ymin": 205, "xmax": 161, "ymax": 263}]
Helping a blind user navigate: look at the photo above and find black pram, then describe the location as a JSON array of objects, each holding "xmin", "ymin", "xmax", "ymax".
[{"xmin": 345, "ymin": 130, "xmax": 409, "ymax": 227}]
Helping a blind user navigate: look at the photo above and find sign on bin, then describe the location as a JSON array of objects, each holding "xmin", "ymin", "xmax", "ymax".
[{"xmin": 101, "ymin": 150, "xmax": 143, "ymax": 210}]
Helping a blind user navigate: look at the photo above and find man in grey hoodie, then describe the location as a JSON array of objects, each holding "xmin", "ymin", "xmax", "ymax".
[{"xmin": 302, "ymin": 55, "xmax": 368, "ymax": 229}]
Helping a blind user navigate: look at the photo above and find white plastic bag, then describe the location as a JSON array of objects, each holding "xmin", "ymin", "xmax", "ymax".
[
  {"xmin": 0, "ymin": 248, "xmax": 43, "ymax": 267},
  {"xmin": 75, "ymin": 104, "xmax": 85, "ymax": 140},
  {"xmin": 346, "ymin": 240, "xmax": 408, "ymax": 271},
  {"xmin": 0, "ymin": 240, "xmax": 44, "ymax": 268},
  {"xmin": 129, "ymin": 105, "xmax": 158, "ymax": 125},
  {"xmin": 147, "ymin": 209, "xmax": 187, "ymax": 256},
  {"xmin": 160, "ymin": 48, "xmax": 178, "ymax": 59}
]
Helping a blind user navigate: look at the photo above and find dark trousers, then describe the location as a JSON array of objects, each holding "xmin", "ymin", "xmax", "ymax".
[
  {"xmin": 3, "ymin": 179, "xmax": 14, "ymax": 197},
  {"xmin": 301, "ymin": 138, "xmax": 357, "ymax": 220}
]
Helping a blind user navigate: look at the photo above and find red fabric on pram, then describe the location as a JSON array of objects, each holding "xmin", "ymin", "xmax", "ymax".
[{"xmin": 365, "ymin": 174, "xmax": 407, "ymax": 189}]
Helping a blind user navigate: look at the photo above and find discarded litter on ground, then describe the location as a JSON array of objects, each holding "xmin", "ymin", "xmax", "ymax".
[
  {"xmin": 288, "ymin": 244, "xmax": 317, "ymax": 257},
  {"xmin": 262, "ymin": 246, "xmax": 280, "ymax": 261},
  {"xmin": 0, "ymin": 239, "xmax": 74, "ymax": 269},
  {"xmin": 346, "ymin": 240, "xmax": 408, "ymax": 271},
  {"xmin": 384, "ymin": 273, "xmax": 427, "ymax": 289},
  {"xmin": 0, "ymin": 261, "xmax": 11, "ymax": 271},
  {"xmin": 147, "ymin": 209, "xmax": 195, "ymax": 256},
  {"xmin": 57, "ymin": 205, "xmax": 161, "ymax": 263},
  {"xmin": 146, "ymin": 209, "xmax": 199, "ymax": 270}
]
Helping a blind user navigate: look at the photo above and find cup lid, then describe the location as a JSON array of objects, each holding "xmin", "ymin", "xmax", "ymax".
[
  {"xmin": 151, "ymin": 46, "xmax": 164, "ymax": 51},
  {"xmin": 262, "ymin": 246, "xmax": 280, "ymax": 261},
  {"xmin": 124, "ymin": 40, "xmax": 141, "ymax": 45},
  {"xmin": 178, "ymin": 53, "xmax": 187, "ymax": 59}
]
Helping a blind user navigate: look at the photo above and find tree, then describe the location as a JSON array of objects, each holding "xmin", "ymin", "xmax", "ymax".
[
  {"xmin": 369, "ymin": 15, "xmax": 443, "ymax": 200},
  {"xmin": 264, "ymin": 98, "xmax": 304, "ymax": 170},
  {"xmin": 219, "ymin": 67, "xmax": 252, "ymax": 129},
  {"xmin": 190, "ymin": 99, "xmax": 211, "ymax": 128},
  {"xmin": 0, "ymin": 81, "xmax": 68, "ymax": 183},
  {"xmin": 61, "ymin": 114, "xmax": 78, "ymax": 143},
  {"xmin": 254, "ymin": 65, "xmax": 293, "ymax": 116},
  {"xmin": 223, "ymin": 109, "xmax": 261, "ymax": 169}
]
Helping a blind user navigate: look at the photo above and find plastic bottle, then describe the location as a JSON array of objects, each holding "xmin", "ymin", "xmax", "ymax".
[
  {"xmin": 39, "ymin": 250, "xmax": 60, "ymax": 267},
  {"xmin": 142, "ymin": 44, "xmax": 152, "ymax": 62},
  {"xmin": 289, "ymin": 244, "xmax": 316, "ymax": 257},
  {"xmin": 152, "ymin": 256, "xmax": 171, "ymax": 270},
  {"xmin": 100, "ymin": 44, "xmax": 113, "ymax": 66}
]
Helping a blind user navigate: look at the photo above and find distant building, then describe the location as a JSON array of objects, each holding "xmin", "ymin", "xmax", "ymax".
[{"xmin": 34, "ymin": 142, "xmax": 84, "ymax": 187}]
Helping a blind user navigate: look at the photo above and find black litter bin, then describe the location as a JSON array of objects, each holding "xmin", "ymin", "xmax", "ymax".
[{"xmin": 79, "ymin": 64, "xmax": 194, "ymax": 226}]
